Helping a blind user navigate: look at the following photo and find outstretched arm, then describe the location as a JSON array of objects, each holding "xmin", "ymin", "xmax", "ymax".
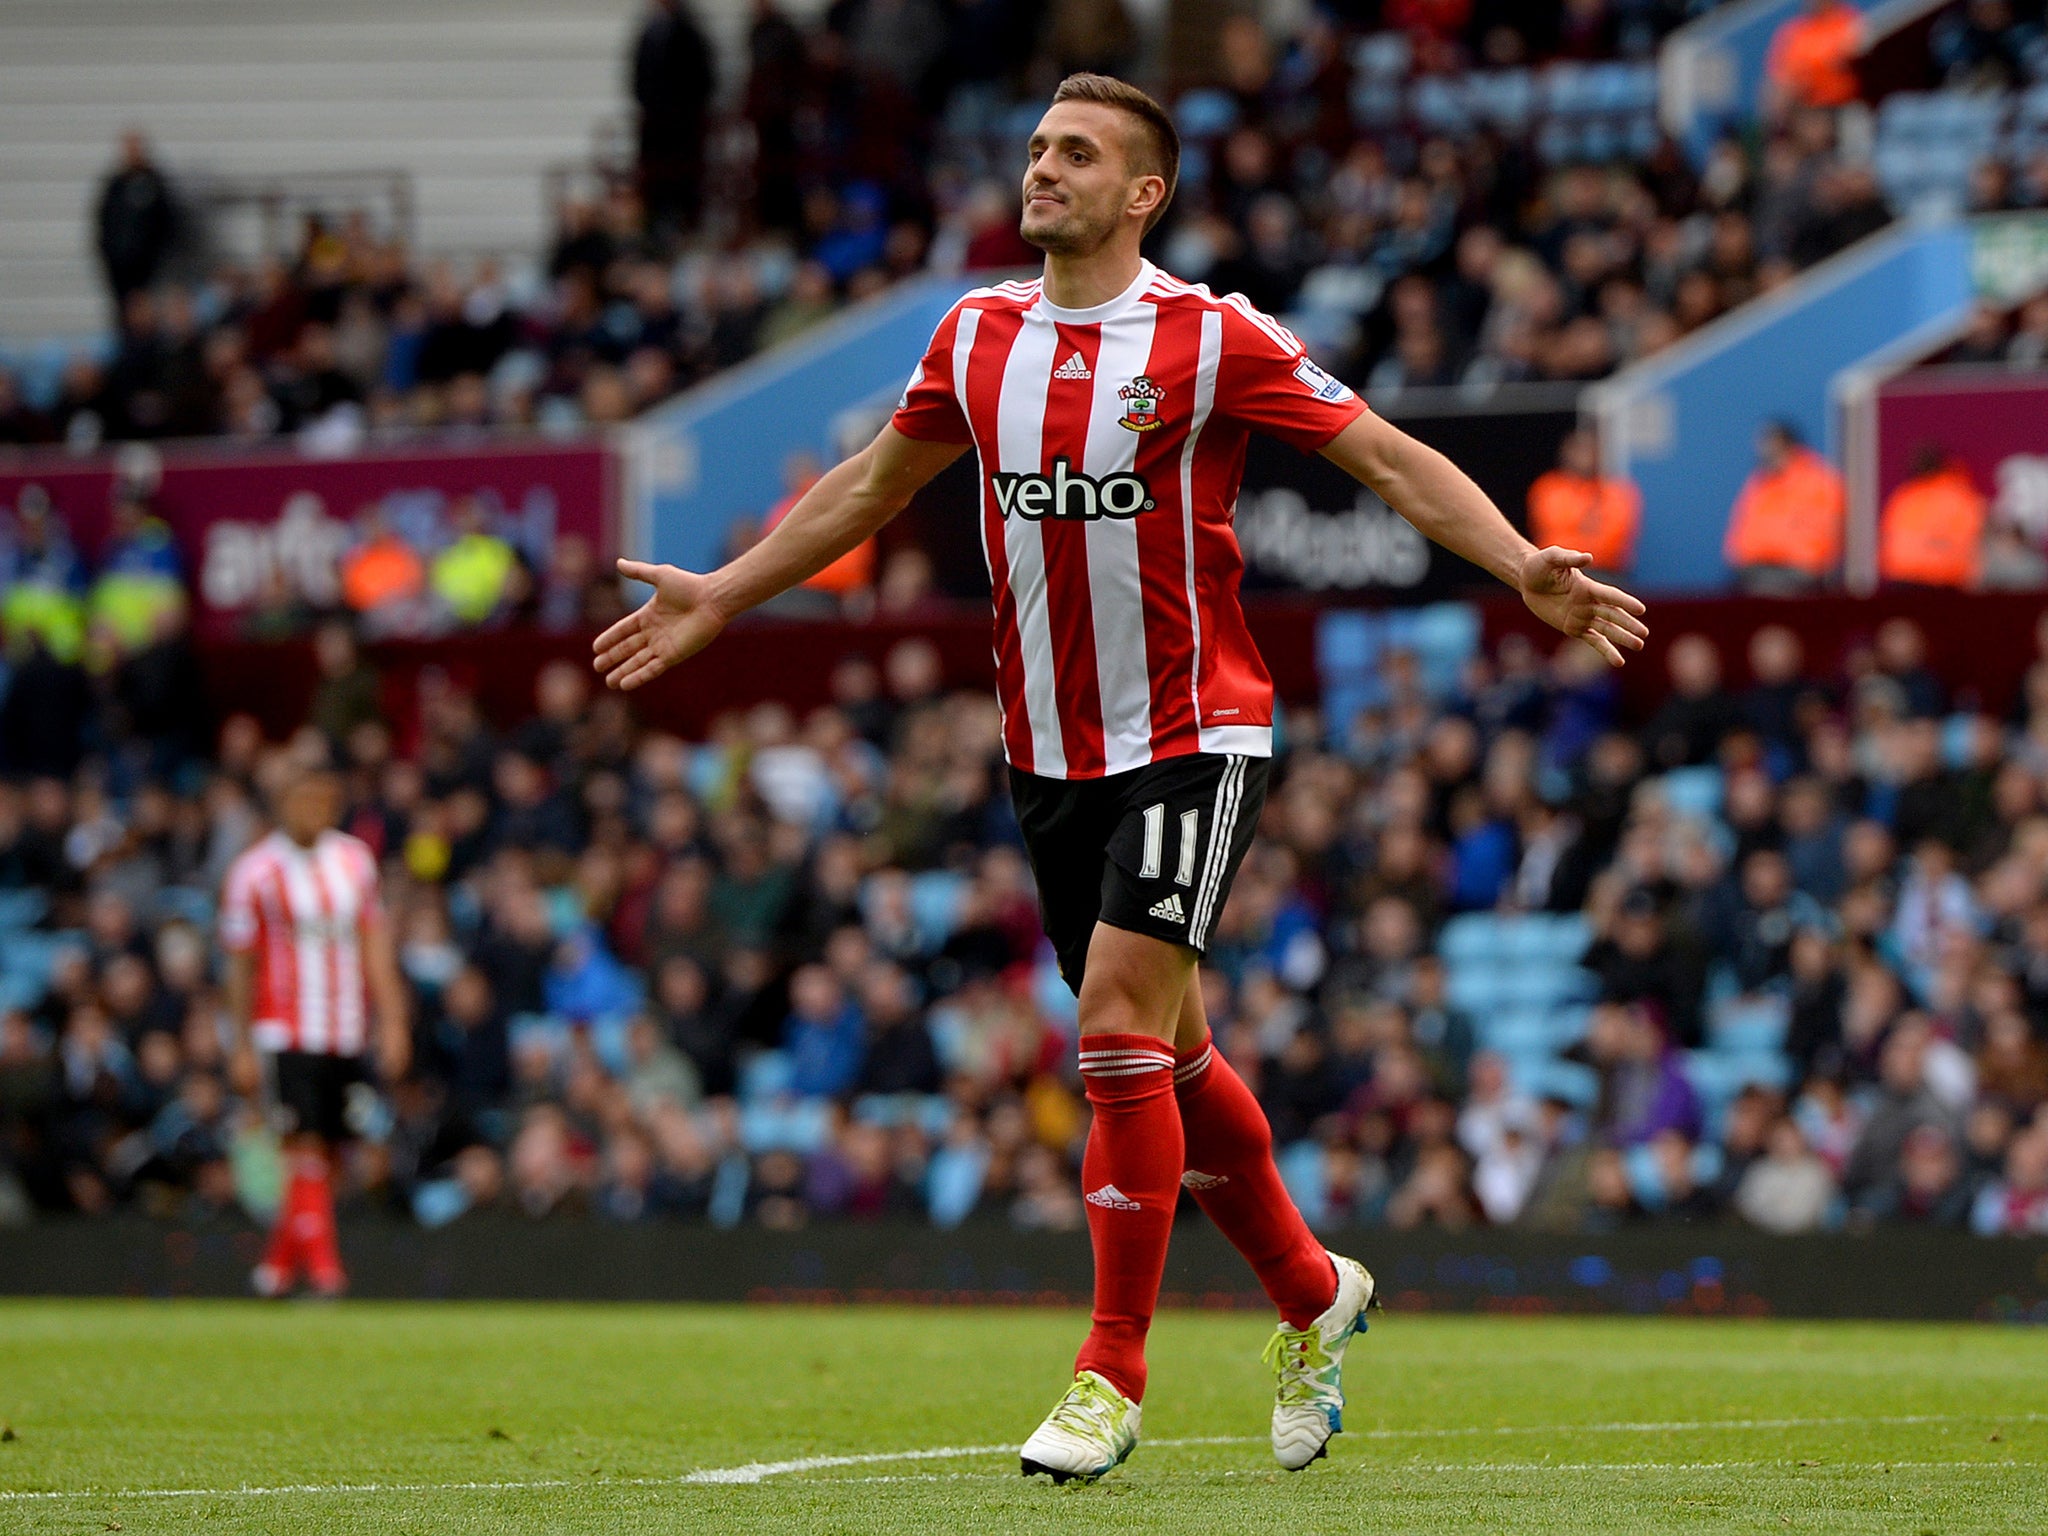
[
  {"xmin": 593, "ymin": 425, "xmax": 968, "ymax": 691},
  {"xmin": 1320, "ymin": 411, "xmax": 1649, "ymax": 666}
]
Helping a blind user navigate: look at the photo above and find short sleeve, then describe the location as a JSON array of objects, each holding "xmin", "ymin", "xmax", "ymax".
[
  {"xmin": 219, "ymin": 857, "xmax": 260, "ymax": 953},
  {"xmin": 1214, "ymin": 299, "xmax": 1369, "ymax": 453},
  {"xmin": 888, "ymin": 303, "xmax": 973, "ymax": 445}
]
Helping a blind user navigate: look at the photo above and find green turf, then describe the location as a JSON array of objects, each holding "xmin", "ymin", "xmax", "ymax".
[{"xmin": 0, "ymin": 1301, "xmax": 2044, "ymax": 1535}]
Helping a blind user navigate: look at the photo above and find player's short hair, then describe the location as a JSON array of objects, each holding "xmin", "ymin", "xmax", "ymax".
[
  {"xmin": 270, "ymin": 757, "xmax": 341, "ymax": 813},
  {"xmin": 1050, "ymin": 73, "xmax": 1180, "ymax": 234}
]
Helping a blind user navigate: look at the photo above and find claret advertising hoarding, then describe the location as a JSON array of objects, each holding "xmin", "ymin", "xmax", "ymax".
[{"xmin": 0, "ymin": 439, "xmax": 616, "ymax": 637}]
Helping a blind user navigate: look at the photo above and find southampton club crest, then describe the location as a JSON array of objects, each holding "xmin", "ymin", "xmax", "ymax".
[{"xmin": 1116, "ymin": 375, "xmax": 1165, "ymax": 432}]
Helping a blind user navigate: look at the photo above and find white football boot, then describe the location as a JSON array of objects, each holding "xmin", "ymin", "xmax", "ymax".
[
  {"xmin": 1019, "ymin": 1370, "xmax": 1142, "ymax": 1484},
  {"xmin": 1264, "ymin": 1251, "xmax": 1379, "ymax": 1470}
]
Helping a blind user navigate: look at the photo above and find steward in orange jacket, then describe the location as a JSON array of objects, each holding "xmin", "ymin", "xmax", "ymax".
[
  {"xmin": 1766, "ymin": 0, "xmax": 1864, "ymax": 110},
  {"xmin": 1528, "ymin": 429, "xmax": 1641, "ymax": 574},
  {"xmin": 1879, "ymin": 449, "xmax": 1986, "ymax": 589},
  {"xmin": 1725, "ymin": 421, "xmax": 1845, "ymax": 591}
]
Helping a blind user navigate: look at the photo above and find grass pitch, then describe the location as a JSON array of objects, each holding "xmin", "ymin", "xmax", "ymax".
[{"xmin": 0, "ymin": 1300, "xmax": 2043, "ymax": 1534}]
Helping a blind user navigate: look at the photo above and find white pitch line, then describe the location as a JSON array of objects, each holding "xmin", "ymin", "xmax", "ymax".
[
  {"xmin": 1, "ymin": 1412, "xmax": 2041, "ymax": 1502},
  {"xmin": 823, "ymin": 1460, "xmax": 2043, "ymax": 1485}
]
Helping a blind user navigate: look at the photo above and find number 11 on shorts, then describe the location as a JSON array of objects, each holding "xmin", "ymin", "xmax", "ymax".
[{"xmin": 1138, "ymin": 803, "xmax": 1200, "ymax": 886}]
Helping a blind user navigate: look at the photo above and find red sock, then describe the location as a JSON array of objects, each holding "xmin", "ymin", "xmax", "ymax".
[
  {"xmin": 290, "ymin": 1156, "xmax": 345, "ymax": 1289},
  {"xmin": 259, "ymin": 1181, "xmax": 303, "ymax": 1283},
  {"xmin": 1175, "ymin": 1034, "xmax": 1335, "ymax": 1330},
  {"xmin": 1073, "ymin": 1034, "xmax": 1183, "ymax": 1403}
]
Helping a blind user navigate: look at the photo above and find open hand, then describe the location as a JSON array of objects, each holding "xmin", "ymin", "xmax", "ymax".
[
  {"xmin": 1518, "ymin": 546, "xmax": 1649, "ymax": 667},
  {"xmin": 592, "ymin": 559, "xmax": 730, "ymax": 691}
]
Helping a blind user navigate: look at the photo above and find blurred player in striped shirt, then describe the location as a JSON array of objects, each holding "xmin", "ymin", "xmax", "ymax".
[{"xmin": 221, "ymin": 764, "xmax": 408, "ymax": 1297}]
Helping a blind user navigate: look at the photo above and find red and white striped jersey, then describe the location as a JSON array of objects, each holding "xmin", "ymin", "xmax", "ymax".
[
  {"xmin": 891, "ymin": 260, "xmax": 1368, "ymax": 779},
  {"xmin": 219, "ymin": 829, "xmax": 385, "ymax": 1056}
]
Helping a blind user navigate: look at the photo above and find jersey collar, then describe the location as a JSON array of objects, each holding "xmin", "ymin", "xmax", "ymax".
[{"xmin": 1033, "ymin": 260, "xmax": 1157, "ymax": 325}]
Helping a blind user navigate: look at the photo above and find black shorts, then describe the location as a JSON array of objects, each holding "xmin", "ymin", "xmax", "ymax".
[
  {"xmin": 1009, "ymin": 751, "xmax": 1270, "ymax": 996},
  {"xmin": 270, "ymin": 1051, "xmax": 367, "ymax": 1143}
]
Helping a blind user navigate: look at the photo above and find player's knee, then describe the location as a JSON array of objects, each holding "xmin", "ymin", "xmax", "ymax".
[
  {"xmin": 1075, "ymin": 926, "xmax": 1190, "ymax": 1040},
  {"xmin": 1077, "ymin": 983, "xmax": 1174, "ymax": 1040}
]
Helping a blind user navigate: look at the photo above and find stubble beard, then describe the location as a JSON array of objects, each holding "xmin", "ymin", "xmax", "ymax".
[{"xmin": 1020, "ymin": 200, "xmax": 1114, "ymax": 257}]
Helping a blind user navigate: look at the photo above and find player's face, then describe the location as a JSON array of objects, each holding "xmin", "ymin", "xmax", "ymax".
[
  {"xmin": 1020, "ymin": 103, "xmax": 1147, "ymax": 256},
  {"xmin": 279, "ymin": 773, "xmax": 342, "ymax": 844}
]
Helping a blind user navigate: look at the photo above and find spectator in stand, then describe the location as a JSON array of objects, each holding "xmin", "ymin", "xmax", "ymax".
[
  {"xmin": 1763, "ymin": 0, "xmax": 1865, "ymax": 116},
  {"xmin": 94, "ymin": 130, "xmax": 179, "ymax": 312},
  {"xmin": 307, "ymin": 620, "xmax": 384, "ymax": 748},
  {"xmin": 1734, "ymin": 1116, "xmax": 1836, "ymax": 1233},
  {"xmin": 1526, "ymin": 428, "xmax": 1641, "ymax": 577},
  {"xmin": 340, "ymin": 508, "xmax": 429, "ymax": 637},
  {"xmin": 1, "ymin": 486, "xmax": 89, "ymax": 667},
  {"xmin": 88, "ymin": 485, "xmax": 186, "ymax": 659},
  {"xmin": 1971, "ymin": 1120, "xmax": 2048, "ymax": 1235},
  {"xmin": 428, "ymin": 499, "xmax": 520, "ymax": 629},
  {"xmin": 1642, "ymin": 633, "xmax": 1741, "ymax": 771},
  {"xmin": 630, "ymin": 0, "xmax": 716, "ymax": 242},
  {"xmin": 1879, "ymin": 446, "xmax": 1988, "ymax": 591},
  {"xmin": 0, "ymin": 368, "xmax": 54, "ymax": 447},
  {"xmin": 759, "ymin": 452, "xmax": 876, "ymax": 614},
  {"xmin": 1724, "ymin": 420, "xmax": 1846, "ymax": 593}
]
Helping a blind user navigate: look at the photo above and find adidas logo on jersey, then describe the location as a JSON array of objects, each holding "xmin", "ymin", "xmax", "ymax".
[
  {"xmin": 1148, "ymin": 893, "xmax": 1185, "ymax": 924},
  {"xmin": 1053, "ymin": 351, "xmax": 1091, "ymax": 380},
  {"xmin": 1085, "ymin": 1184, "xmax": 1143, "ymax": 1211},
  {"xmin": 1181, "ymin": 1169, "xmax": 1229, "ymax": 1191}
]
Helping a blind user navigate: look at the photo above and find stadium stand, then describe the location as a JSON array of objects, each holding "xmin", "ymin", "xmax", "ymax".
[
  {"xmin": 3, "ymin": 5, "xmax": 2048, "ymax": 1248},
  {"xmin": 1, "ymin": 581, "xmax": 2046, "ymax": 1239},
  {"xmin": 0, "ymin": 2, "xmax": 1926, "ymax": 452}
]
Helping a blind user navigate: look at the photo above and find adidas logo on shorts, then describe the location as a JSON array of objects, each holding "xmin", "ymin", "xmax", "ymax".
[
  {"xmin": 1053, "ymin": 350, "xmax": 1092, "ymax": 380},
  {"xmin": 1148, "ymin": 893, "xmax": 1185, "ymax": 924},
  {"xmin": 1085, "ymin": 1184, "xmax": 1142, "ymax": 1211},
  {"xmin": 1181, "ymin": 1169, "xmax": 1229, "ymax": 1191}
]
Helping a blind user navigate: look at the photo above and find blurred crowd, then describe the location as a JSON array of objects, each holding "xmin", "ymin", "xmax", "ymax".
[
  {"xmin": 2, "ymin": 603, "xmax": 2046, "ymax": 1240},
  {"xmin": 0, "ymin": 0, "xmax": 1927, "ymax": 455}
]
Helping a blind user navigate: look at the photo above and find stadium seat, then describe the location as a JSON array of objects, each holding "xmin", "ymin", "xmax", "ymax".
[
  {"xmin": 1412, "ymin": 76, "xmax": 1473, "ymax": 134},
  {"xmin": 1173, "ymin": 89, "xmax": 1239, "ymax": 140},
  {"xmin": 1580, "ymin": 121, "xmax": 1621, "ymax": 163},
  {"xmin": 926, "ymin": 1137, "xmax": 990, "ymax": 1228},
  {"xmin": 1683, "ymin": 1049, "xmax": 1792, "ymax": 1109},
  {"xmin": 1350, "ymin": 31, "xmax": 1412, "ymax": 82},
  {"xmin": 1474, "ymin": 1008, "xmax": 1554, "ymax": 1056},
  {"xmin": 1659, "ymin": 765, "xmax": 1724, "ymax": 822},
  {"xmin": 1471, "ymin": 69, "xmax": 1536, "ymax": 133},
  {"xmin": 739, "ymin": 1050, "xmax": 794, "ymax": 1105},
  {"xmin": 1543, "ymin": 63, "xmax": 1596, "ymax": 119},
  {"xmin": 1506, "ymin": 1054, "xmax": 1598, "ymax": 1107},
  {"xmin": 1438, "ymin": 912, "xmax": 1500, "ymax": 968},
  {"xmin": 0, "ymin": 889, "xmax": 47, "ymax": 932},
  {"xmin": 851, "ymin": 1093, "xmax": 953, "ymax": 1139},
  {"xmin": 908, "ymin": 871, "xmax": 969, "ymax": 949},
  {"xmin": 1315, "ymin": 609, "xmax": 1384, "ymax": 681},
  {"xmin": 154, "ymin": 887, "xmax": 215, "ymax": 930},
  {"xmin": 1349, "ymin": 79, "xmax": 1403, "ymax": 128},
  {"xmin": 1275, "ymin": 1138, "xmax": 1332, "ymax": 1227},
  {"xmin": 1547, "ymin": 1005, "xmax": 1593, "ymax": 1050},
  {"xmin": 1708, "ymin": 995, "xmax": 1791, "ymax": 1054},
  {"xmin": 1447, "ymin": 967, "xmax": 1506, "ymax": 1015},
  {"xmin": 1385, "ymin": 603, "xmax": 1481, "ymax": 698},
  {"xmin": 0, "ymin": 931, "xmax": 78, "ymax": 995},
  {"xmin": 1033, "ymin": 958, "xmax": 1079, "ymax": 1026},
  {"xmin": 738, "ymin": 1097, "xmax": 833, "ymax": 1155}
]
